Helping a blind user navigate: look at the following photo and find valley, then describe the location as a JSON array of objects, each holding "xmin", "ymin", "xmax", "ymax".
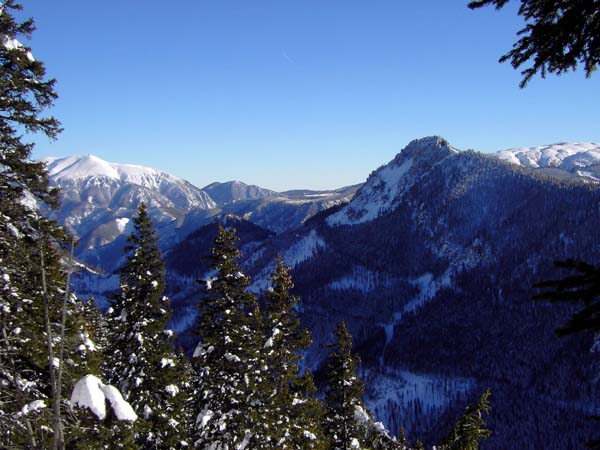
[{"xmin": 53, "ymin": 137, "xmax": 600, "ymax": 449}]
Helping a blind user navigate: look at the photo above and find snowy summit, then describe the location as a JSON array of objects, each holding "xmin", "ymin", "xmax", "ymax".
[
  {"xmin": 327, "ymin": 136, "xmax": 459, "ymax": 226},
  {"xmin": 44, "ymin": 155, "xmax": 215, "ymax": 202},
  {"xmin": 495, "ymin": 142, "xmax": 600, "ymax": 181}
]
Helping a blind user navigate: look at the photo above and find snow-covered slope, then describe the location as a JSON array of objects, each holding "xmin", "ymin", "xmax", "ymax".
[
  {"xmin": 202, "ymin": 180, "xmax": 280, "ymax": 206},
  {"xmin": 43, "ymin": 155, "xmax": 217, "ymax": 270},
  {"xmin": 43, "ymin": 154, "xmax": 360, "ymax": 270},
  {"xmin": 327, "ymin": 136, "xmax": 458, "ymax": 226},
  {"xmin": 44, "ymin": 155, "xmax": 216, "ymax": 210},
  {"xmin": 495, "ymin": 142, "xmax": 600, "ymax": 180}
]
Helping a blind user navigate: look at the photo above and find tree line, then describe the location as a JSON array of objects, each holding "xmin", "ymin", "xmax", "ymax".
[
  {"xmin": 14, "ymin": 0, "xmax": 600, "ymax": 447},
  {"xmin": 1, "ymin": 190, "xmax": 492, "ymax": 449}
]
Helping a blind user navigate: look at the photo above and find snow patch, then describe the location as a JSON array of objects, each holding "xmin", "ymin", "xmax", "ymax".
[
  {"xmin": 284, "ymin": 229, "xmax": 326, "ymax": 267},
  {"xmin": 364, "ymin": 368, "xmax": 473, "ymax": 436},
  {"xmin": 496, "ymin": 142, "xmax": 600, "ymax": 179},
  {"xmin": 115, "ymin": 217, "xmax": 130, "ymax": 233},
  {"xmin": 19, "ymin": 400, "xmax": 46, "ymax": 416},
  {"xmin": 329, "ymin": 266, "xmax": 395, "ymax": 293},
  {"xmin": 250, "ymin": 230, "xmax": 325, "ymax": 293},
  {"xmin": 328, "ymin": 158, "xmax": 413, "ymax": 226},
  {"xmin": 165, "ymin": 384, "xmax": 180, "ymax": 397},
  {"xmin": 303, "ymin": 430, "xmax": 317, "ymax": 441},
  {"xmin": 70, "ymin": 374, "xmax": 137, "ymax": 421}
]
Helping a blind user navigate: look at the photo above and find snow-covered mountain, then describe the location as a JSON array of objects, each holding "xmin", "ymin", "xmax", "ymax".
[
  {"xmin": 44, "ymin": 155, "xmax": 216, "ymax": 210},
  {"xmin": 231, "ymin": 137, "xmax": 600, "ymax": 449},
  {"xmin": 220, "ymin": 186, "xmax": 359, "ymax": 233},
  {"xmin": 495, "ymin": 142, "xmax": 600, "ymax": 180},
  {"xmin": 328, "ymin": 136, "xmax": 458, "ymax": 226},
  {"xmin": 202, "ymin": 181, "xmax": 360, "ymax": 232},
  {"xmin": 44, "ymin": 154, "xmax": 360, "ymax": 270},
  {"xmin": 43, "ymin": 155, "xmax": 217, "ymax": 270},
  {"xmin": 64, "ymin": 138, "xmax": 600, "ymax": 449},
  {"xmin": 202, "ymin": 180, "xmax": 280, "ymax": 205}
]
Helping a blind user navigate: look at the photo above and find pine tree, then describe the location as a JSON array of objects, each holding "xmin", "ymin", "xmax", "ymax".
[
  {"xmin": 323, "ymin": 321, "xmax": 367, "ymax": 450},
  {"xmin": 0, "ymin": 2, "xmax": 100, "ymax": 448},
  {"xmin": 104, "ymin": 203, "xmax": 191, "ymax": 449},
  {"xmin": 192, "ymin": 224, "xmax": 264, "ymax": 449},
  {"xmin": 65, "ymin": 298, "xmax": 117, "ymax": 450},
  {"xmin": 439, "ymin": 390, "xmax": 491, "ymax": 450},
  {"xmin": 323, "ymin": 321, "xmax": 402, "ymax": 450},
  {"xmin": 258, "ymin": 256, "xmax": 325, "ymax": 449},
  {"xmin": 532, "ymin": 259, "xmax": 600, "ymax": 449},
  {"xmin": 533, "ymin": 259, "xmax": 600, "ymax": 335},
  {"xmin": 468, "ymin": 0, "xmax": 600, "ymax": 87}
]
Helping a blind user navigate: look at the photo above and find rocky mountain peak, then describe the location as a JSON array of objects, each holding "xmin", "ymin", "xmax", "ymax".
[
  {"xmin": 327, "ymin": 136, "xmax": 459, "ymax": 226},
  {"xmin": 391, "ymin": 136, "xmax": 458, "ymax": 166}
]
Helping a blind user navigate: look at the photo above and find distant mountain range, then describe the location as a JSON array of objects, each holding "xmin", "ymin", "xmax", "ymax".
[
  {"xmin": 202, "ymin": 180, "xmax": 280, "ymax": 205},
  {"xmin": 46, "ymin": 138, "xmax": 600, "ymax": 450},
  {"xmin": 43, "ymin": 155, "xmax": 359, "ymax": 271},
  {"xmin": 496, "ymin": 142, "xmax": 600, "ymax": 181}
]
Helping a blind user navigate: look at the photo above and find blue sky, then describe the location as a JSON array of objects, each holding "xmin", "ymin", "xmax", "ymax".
[{"xmin": 25, "ymin": 1, "xmax": 600, "ymax": 190}]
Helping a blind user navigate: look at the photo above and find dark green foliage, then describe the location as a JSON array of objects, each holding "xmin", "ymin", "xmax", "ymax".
[
  {"xmin": 259, "ymin": 256, "xmax": 326, "ymax": 449},
  {"xmin": 104, "ymin": 203, "xmax": 191, "ymax": 449},
  {"xmin": 290, "ymin": 151, "xmax": 600, "ymax": 449},
  {"xmin": 0, "ymin": 1, "xmax": 61, "ymax": 137},
  {"xmin": 533, "ymin": 259, "xmax": 600, "ymax": 335},
  {"xmin": 440, "ymin": 390, "xmax": 491, "ymax": 450},
  {"xmin": 323, "ymin": 321, "xmax": 366, "ymax": 449},
  {"xmin": 533, "ymin": 259, "xmax": 600, "ymax": 449},
  {"xmin": 322, "ymin": 321, "xmax": 402, "ymax": 449},
  {"xmin": 166, "ymin": 216, "xmax": 273, "ymax": 279},
  {"xmin": 0, "ymin": 2, "xmax": 103, "ymax": 448},
  {"xmin": 468, "ymin": 0, "xmax": 600, "ymax": 87},
  {"xmin": 192, "ymin": 225, "xmax": 264, "ymax": 449},
  {"xmin": 66, "ymin": 302, "xmax": 122, "ymax": 450}
]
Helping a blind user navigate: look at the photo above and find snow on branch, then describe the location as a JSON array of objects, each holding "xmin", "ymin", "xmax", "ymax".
[{"xmin": 70, "ymin": 374, "xmax": 138, "ymax": 422}]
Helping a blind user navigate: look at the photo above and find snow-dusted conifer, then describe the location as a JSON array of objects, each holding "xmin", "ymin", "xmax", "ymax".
[
  {"xmin": 0, "ymin": 2, "xmax": 102, "ymax": 447},
  {"xmin": 258, "ymin": 256, "xmax": 325, "ymax": 449},
  {"xmin": 323, "ymin": 322, "xmax": 403, "ymax": 450},
  {"xmin": 438, "ymin": 390, "xmax": 491, "ymax": 450},
  {"xmin": 324, "ymin": 321, "xmax": 365, "ymax": 448},
  {"xmin": 192, "ymin": 224, "xmax": 264, "ymax": 449},
  {"xmin": 104, "ymin": 203, "xmax": 191, "ymax": 449}
]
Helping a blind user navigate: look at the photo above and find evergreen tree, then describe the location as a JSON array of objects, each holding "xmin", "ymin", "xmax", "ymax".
[
  {"xmin": 323, "ymin": 321, "xmax": 368, "ymax": 450},
  {"xmin": 468, "ymin": 0, "xmax": 600, "ymax": 87},
  {"xmin": 323, "ymin": 321, "xmax": 401, "ymax": 450},
  {"xmin": 259, "ymin": 256, "xmax": 325, "ymax": 449},
  {"xmin": 413, "ymin": 439, "xmax": 425, "ymax": 450},
  {"xmin": 65, "ymin": 298, "xmax": 117, "ymax": 450},
  {"xmin": 192, "ymin": 224, "xmax": 264, "ymax": 449},
  {"xmin": 0, "ymin": 2, "xmax": 99, "ymax": 448},
  {"xmin": 104, "ymin": 203, "xmax": 191, "ymax": 449},
  {"xmin": 533, "ymin": 259, "xmax": 600, "ymax": 336},
  {"xmin": 533, "ymin": 260, "xmax": 600, "ymax": 449},
  {"xmin": 439, "ymin": 390, "xmax": 491, "ymax": 450}
]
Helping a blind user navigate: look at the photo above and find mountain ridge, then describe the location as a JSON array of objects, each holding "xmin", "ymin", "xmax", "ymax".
[{"xmin": 64, "ymin": 137, "xmax": 600, "ymax": 449}]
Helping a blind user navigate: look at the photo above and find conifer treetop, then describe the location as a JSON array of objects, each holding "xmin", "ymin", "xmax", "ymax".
[{"xmin": 0, "ymin": 0, "xmax": 61, "ymax": 137}]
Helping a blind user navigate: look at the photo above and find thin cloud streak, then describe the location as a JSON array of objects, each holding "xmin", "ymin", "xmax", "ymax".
[{"xmin": 281, "ymin": 50, "xmax": 295, "ymax": 64}]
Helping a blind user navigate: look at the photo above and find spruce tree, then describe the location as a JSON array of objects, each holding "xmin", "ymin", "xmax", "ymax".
[
  {"xmin": 469, "ymin": 0, "xmax": 600, "ymax": 88},
  {"xmin": 259, "ymin": 256, "xmax": 325, "ymax": 449},
  {"xmin": 0, "ymin": 2, "xmax": 99, "ymax": 448},
  {"xmin": 439, "ymin": 390, "xmax": 491, "ymax": 450},
  {"xmin": 323, "ymin": 321, "xmax": 367, "ymax": 450},
  {"xmin": 104, "ymin": 203, "xmax": 191, "ymax": 449},
  {"xmin": 65, "ymin": 298, "xmax": 117, "ymax": 450},
  {"xmin": 533, "ymin": 259, "xmax": 600, "ymax": 336},
  {"xmin": 192, "ymin": 224, "xmax": 264, "ymax": 449},
  {"xmin": 323, "ymin": 321, "xmax": 401, "ymax": 450}
]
